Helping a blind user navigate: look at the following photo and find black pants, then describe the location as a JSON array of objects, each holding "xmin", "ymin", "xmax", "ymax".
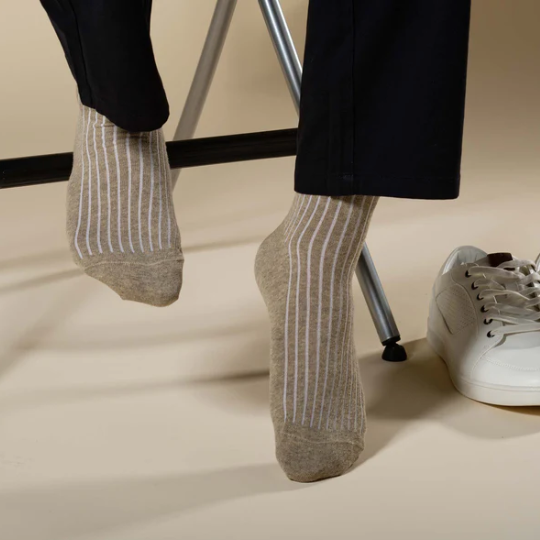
[{"xmin": 40, "ymin": 0, "xmax": 471, "ymax": 200}]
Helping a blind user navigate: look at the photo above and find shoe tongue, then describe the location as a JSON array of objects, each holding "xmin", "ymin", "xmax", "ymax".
[
  {"xmin": 476, "ymin": 252, "xmax": 515, "ymax": 268},
  {"xmin": 473, "ymin": 253, "xmax": 524, "ymax": 294}
]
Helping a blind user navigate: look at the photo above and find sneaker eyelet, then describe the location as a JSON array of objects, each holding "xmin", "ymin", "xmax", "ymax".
[
  {"xmin": 477, "ymin": 294, "xmax": 484, "ymax": 301},
  {"xmin": 471, "ymin": 283, "xmax": 479, "ymax": 290},
  {"xmin": 484, "ymin": 319, "xmax": 493, "ymax": 325},
  {"xmin": 481, "ymin": 306, "xmax": 488, "ymax": 313},
  {"xmin": 487, "ymin": 331, "xmax": 495, "ymax": 338},
  {"xmin": 465, "ymin": 270, "xmax": 472, "ymax": 278}
]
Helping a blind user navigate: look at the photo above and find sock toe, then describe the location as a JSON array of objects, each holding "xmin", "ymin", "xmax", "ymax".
[
  {"xmin": 86, "ymin": 259, "xmax": 183, "ymax": 307},
  {"xmin": 276, "ymin": 432, "xmax": 362, "ymax": 483}
]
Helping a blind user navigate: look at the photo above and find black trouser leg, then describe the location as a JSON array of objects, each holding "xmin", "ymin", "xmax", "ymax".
[
  {"xmin": 41, "ymin": 0, "xmax": 471, "ymax": 198},
  {"xmin": 295, "ymin": 0, "xmax": 472, "ymax": 200},
  {"xmin": 40, "ymin": 0, "xmax": 169, "ymax": 132}
]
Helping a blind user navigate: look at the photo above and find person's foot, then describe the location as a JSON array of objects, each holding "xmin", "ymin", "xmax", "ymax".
[
  {"xmin": 67, "ymin": 105, "xmax": 183, "ymax": 307},
  {"xmin": 255, "ymin": 194, "xmax": 378, "ymax": 482},
  {"xmin": 428, "ymin": 246, "xmax": 540, "ymax": 405}
]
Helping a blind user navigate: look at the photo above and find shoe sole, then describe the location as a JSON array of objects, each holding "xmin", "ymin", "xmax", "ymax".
[{"xmin": 427, "ymin": 328, "xmax": 540, "ymax": 407}]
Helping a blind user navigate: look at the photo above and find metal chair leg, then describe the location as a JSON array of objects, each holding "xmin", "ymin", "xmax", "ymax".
[
  {"xmin": 356, "ymin": 246, "xmax": 407, "ymax": 362},
  {"xmin": 258, "ymin": 0, "xmax": 406, "ymax": 361},
  {"xmin": 258, "ymin": 0, "xmax": 302, "ymax": 112},
  {"xmin": 172, "ymin": 0, "xmax": 238, "ymax": 188}
]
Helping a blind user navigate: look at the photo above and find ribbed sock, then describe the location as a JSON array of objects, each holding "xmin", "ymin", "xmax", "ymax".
[
  {"xmin": 255, "ymin": 193, "xmax": 378, "ymax": 482},
  {"xmin": 67, "ymin": 105, "xmax": 183, "ymax": 307}
]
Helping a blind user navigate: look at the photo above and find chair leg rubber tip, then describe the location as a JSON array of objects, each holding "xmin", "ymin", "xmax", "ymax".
[{"xmin": 382, "ymin": 342, "xmax": 408, "ymax": 362}]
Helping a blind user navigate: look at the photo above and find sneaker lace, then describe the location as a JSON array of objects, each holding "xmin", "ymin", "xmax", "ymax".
[{"xmin": 468, "ymin": 259, "xmax": 540, "ymax": 337}]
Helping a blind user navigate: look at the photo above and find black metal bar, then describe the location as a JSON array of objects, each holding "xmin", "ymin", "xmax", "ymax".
[{"xmin": 0, "ymin": 128, "xmax": 298, "ymax": 189}]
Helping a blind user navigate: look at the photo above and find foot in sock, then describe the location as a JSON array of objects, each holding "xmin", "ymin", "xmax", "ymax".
[
  {"xmin": 255, "ymin": 193, "xmax": 378, "ymax": 482},
  {"xmin": 67, "ymin": 105, "xmax": 183, "ymax": 307}
]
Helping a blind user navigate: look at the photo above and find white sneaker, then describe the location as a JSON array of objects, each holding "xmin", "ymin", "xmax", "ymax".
[{"xmin": 427, "ymin": 246, "xmax": 540, "ymax": 406}]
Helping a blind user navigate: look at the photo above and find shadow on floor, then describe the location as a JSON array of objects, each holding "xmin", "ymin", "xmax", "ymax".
[
  {"xmin": 0, "ymin": 269, "xmax": 81, "ymax": 295},
  {"xmin": 4, "ymin": 334, "xmax": 540, "ymax": 447},
  {"xmin": 0, "ymin": 464, "xmax": 303, "ymax": 540},
  {"xmin": 35, "ymin": 318, "xmax": 267, "ymax": 351},
  {"xmin": 0, "ymin": 280, "xmax": 90, "ymax": 381},
  {"xmin": 359, "ymin": 338, "xmax": 540, "ymax": 464},
  {"xmin": 0, "ymin": 250, "xmax": 68, "ymax": 270},
  {"xmin": 0, "ymin": 324, "xmax": 271, "ymax": 413}
]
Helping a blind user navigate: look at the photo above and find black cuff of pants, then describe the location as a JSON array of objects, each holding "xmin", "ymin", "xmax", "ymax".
[
  {"xmin": 295, "ymin": 173, "xmax": 460, "ymax": 200},
  {"xmin": 79, "ymin": 90, "xmax": 170, "ymax": 133}
]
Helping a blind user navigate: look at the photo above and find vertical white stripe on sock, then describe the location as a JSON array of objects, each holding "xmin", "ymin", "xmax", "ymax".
[
  {"xmin": 350, "ymin": 360, "xmax": 359, "ymax": 431},
  {"xmin": 285, "ymin": 196, "xmax": 304, "ymax": 244},
  {"xmin": 328, "ymin": 197, "xmax": 366, "ymax": 429},
  {"xmin": 359, "ymin": 381, "xmax": 365, "ymax": 434},
  {"xmin": 148, "ymin": 132, "xmax": 155, "ymax": 252},
  {"xmin": 310, "ymin": 200, "xmax": 342, "ymax": 428},
  {"xmin": 156, "ymin": 132, "xmax": 163, "ymax": 250},
  {"xmin": 340, "ymin": 321, "xmax": 352, "ymax": 430},
  {"xmin": 340, "ymin": 197, "xmax": 375, "ymax": 429},
  {"xmin": 138, "ymin": 136, "xmax": 145, "ymax": 252},
  {"xmin": 302, "ymin": 197, "xmax": 331, "ymax": 425},
  {"xmin": 284, "ymin": 195, "xmax": 299, "ymax": 238},
  {"xmin": 302, "ymin": 197, "xmax": 324, "ymax": 425},
  {"xmin": 347, "ymin": 344, "xmax": 356, "ymax": 430},
  {"xmin": 126, "ymin": 133, "xmax": 135, "ymax": 253},
  {"xmin": 167, "ymin": 188, "xmax": 172, "ymax": 249},
  {"xmin": 73, "ymin": 108, "xmax": 86, "ymax": 259},
  {"xmin": 353, "ymin": 362, "xmax": 360, "ymax": 431},
  {"xmin": 161, "ymin": 132, "xmax": 172, "ymax": 248},
  {"xmin": 84, "ymin": 108, "xmax": 93, "ymax": 256},
  {"xmin": 325, "ymin": 197, "xmax": 359, "ymax": 429},
  {"xmin": 113, "ymin": 126, "xmax": 125, "ymax": 253},
  {"xmin": 338, "ymin": 198, "xmax": 372, "ymax": 429},
  {"xmin": 292, "ymin": 196, "xmax": 314, "ymax": 423},
  {"xmin": 93, "ymin": 111, "xmax": 103, "ymax": 254},
  {"xmin": 283, "ymin": 195, "xmax": 309, "ymax": 422},
  {"xmin": 336, "ymin": 252, "xmax": 364, "ymax": 429},
  {"xmin": 101, "ymin": 117, "xmax": 113, "ymax": 253},
  {"xmin": 319, "ymin": 198, "xmax": 354, "ymax": 429},
  {"xmin": 354, "ymin": 368, "xmax": 359, "ymax": 430}
]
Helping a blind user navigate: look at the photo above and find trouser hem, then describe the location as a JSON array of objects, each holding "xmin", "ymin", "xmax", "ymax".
[{"xmin": 295, "ymin": 173, "xmax": 460, "ymax": 200}]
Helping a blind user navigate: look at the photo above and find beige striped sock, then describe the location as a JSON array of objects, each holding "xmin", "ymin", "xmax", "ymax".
[
  {"xmin": 255, "ymin": 193, "xmax": 378, "ymax": 482},
  {"xmin": 67, "ymin": 105, "xmax": 183, "ymax": 307}
]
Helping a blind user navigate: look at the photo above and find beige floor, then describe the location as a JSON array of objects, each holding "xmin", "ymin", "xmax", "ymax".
[{"xmin": 2, "ymin": 2, "xmax": 540, "ymax": 540}]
